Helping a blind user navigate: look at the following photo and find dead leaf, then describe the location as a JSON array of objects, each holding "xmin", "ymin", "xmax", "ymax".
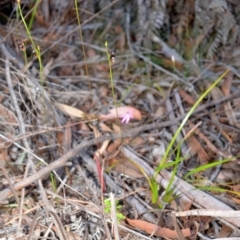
[
  {"xmin": 56, "ymin": 131, "xmax": 64, "ymax": 155},
  {"xmin": 112, "ymin": 123, "xmax": 121, "ymax": 132},
  {"xmin": 129, "ymin": 136, "xmax": 145, "ymax": 147},
  {"xmin": 89, "ymin": 123, "xmax": 101, "ymax": 138},
  {"xmin": 0, "ymin": 150, "xmax": 9, "ymax": 163},
  {"xmin": 231, "ymin": 184, "xmax": 240, "ymax": 193},
  {"xmin": 86, "ymin": 48, "xmax": 107, "ymax": 71},
  {"xmin": 43, "ymin": 58, "xmax": 53, "ymax": 77},
  {"xmin": 179, "ymin": 89, "xmax": 195, "ymax": 105},
  {"xmin": 209, "ymin": 85, "xmax": 223, "ymax": 100},
  {"xmin": 188, "ymin": 122, "xmax": 230, "ymax": 158},
  {"xmin": 115, "ymin": 25, "xmax": 125, "ymax": 52},
  {"xmin": 0, "ymin": 95, "xmax": 4, "ymax": 102},
  {"xmin": 127, "ymin": 218, "xmax": 192, "ymax": 238},
  {"xmin": 99, "ymin": 122, "xmax": 113, "ymax": 132},
  {"xmin": 78, "ymin": 122, "xmax": 91, "ymax": 137},
  {"xmin": 55, "ymin": 102, "xmax": 85, "ymax": 119},
  {"xmin": 98, "ymin": 85, "xmax": 109, "ymax": 98},
  {"xmin": 63, "ymin": 120, "xmax": 72, "ymax": 152},
  {"xmin": 216, "ymin": 70, "xmax": 238, "ymax": 126},
  {"xmin": 222, "ymin": 71, "xmax": 233, "ymax": 96},
  {"xmin": 43, "ymin": 31, "xmax": 59, "ymax": 42},
  {"xmin": 218, "ymin": 223, "xmax": 232, "ymax": 238},
  {"xmin": 35, "ymin": 10, "xmax": 49, "ymax": 27},
  {"xmin": 87, "ymin": 48, "xmax": 97, "ymax": 59},
  {"xmin": 0, "ymin": 104, "xmax": 18, "ymax": 124},
  {"xmin": 160, "ymin": 56, "xmax": 184, "ymax": 70},
  {"xmin": 187, "ymin": 135, "xmax": 209, "ymax": 163},
  {"xmin": 107, "ymin": 140, "xmax": 122, "ymax": 154},
  {"xmin": 110, "ymin": 157, "xmax": 143, "ymax": 178},
  {"xmin": 154, "ymin": 105, "xmax": 166, "ymax": 117},
  {"xmin": 224, "ymin": 101, "xmax": 238, "ymax": 127},
  {"xmin": 230, "ymin": 196, "xmax": 240, "ymax": 205}
]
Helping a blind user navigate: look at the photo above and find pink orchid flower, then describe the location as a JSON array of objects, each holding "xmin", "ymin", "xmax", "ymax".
[
  {"xmin": 120, "ymin": 111, "xmax": 133, "ymax": 124},
  {"xmin": 99, "ymin": 106, "xmax": 142, "ymax": 124}
]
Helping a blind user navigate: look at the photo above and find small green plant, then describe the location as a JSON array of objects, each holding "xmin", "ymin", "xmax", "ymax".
[
  {"xmin": 104, "ymin": 198, "xmax": 125, "ymax": 223},
  {"xmin": 150, "ymin": 69, "xmax": 230, "ymax": 204},
  {"xmin": 150, "ymin": 150, "xmax": 184, "ymax": 205}
]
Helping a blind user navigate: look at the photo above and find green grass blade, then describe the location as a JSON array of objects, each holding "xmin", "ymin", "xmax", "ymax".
[{"xmin": 184, "ymin": 158, "xmax": 232, "ymax": 179}]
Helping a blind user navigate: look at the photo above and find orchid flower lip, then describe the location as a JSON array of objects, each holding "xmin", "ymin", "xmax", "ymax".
[{"xmin": 120, "ymin": 111, "xmax": 133, "ymax": 124}]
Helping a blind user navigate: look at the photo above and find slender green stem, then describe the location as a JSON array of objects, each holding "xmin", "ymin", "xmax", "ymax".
[
  {"xmin": 28, "ymin": 0, "xmax": 41, "ymax": 30},
  {"xmin": 105, "ymin": 42, "xmax": 118, "ymax": 112},
  {"xmin": 17, "ymin": 1, "xmax": 44, "ymax": 82},
  {"xmin": 74, "ymin": 0, "xmax": 92, "ymax": 93},
  {"xmin": 22, "ymin": 48, "xmax": 27, "ymax": 65}
]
